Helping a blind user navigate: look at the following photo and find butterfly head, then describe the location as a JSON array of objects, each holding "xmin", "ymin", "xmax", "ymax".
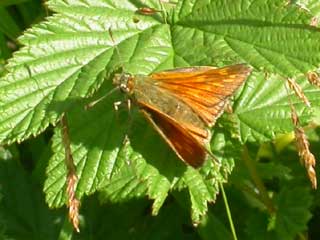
[{"xmin": 113, "ymin": 72, "xmax": 134, "ymax": 95}]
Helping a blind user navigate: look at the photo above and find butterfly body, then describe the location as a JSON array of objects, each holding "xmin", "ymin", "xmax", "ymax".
[{"xmin": 113, "ymin": 64, "xmax": 251, "ymax": 167}]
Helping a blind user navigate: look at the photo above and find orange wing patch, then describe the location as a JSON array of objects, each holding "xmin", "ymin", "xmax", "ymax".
[{"xmin": 151, "ymin": 64, "xmax": 252, "ymax": 126}]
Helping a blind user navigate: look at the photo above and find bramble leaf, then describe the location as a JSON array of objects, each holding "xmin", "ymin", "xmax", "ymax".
[
  {"xmin": 275, "ymin": 186, "xmax": 313, "ymax": 240},
  {"xmin": 234, "ymin": 72, "xmax": 320, "ymax": 142}
]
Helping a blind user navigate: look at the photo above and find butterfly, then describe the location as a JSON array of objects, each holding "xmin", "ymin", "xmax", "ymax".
[{"xmin": 113, "ymin": 64, "xmax": 252, "ymax": 167}]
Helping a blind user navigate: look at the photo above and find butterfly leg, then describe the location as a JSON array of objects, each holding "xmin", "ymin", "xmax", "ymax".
[
  {"xmin": 118, "ymin": 99, "xmax": 136, "ymax": 171},
  {"xmin": 127, "ymin": 98, "xmax": 132, "ymax": 112},
  {"xmin": 120, "ymin": 98, "xmax": 134, "ymax": 151},
  {"xmin": 113, "ymin": 101, "xmax": 123, "ymax": 111},
  {"xmin": 113, "ymin": 100, "xmax": 125, "ymax": 123},
  {"xmin": 121, "ymin": 135, "xmax": 133, "ymax": 165},
  {"xmin": 113, "ymin": 98, "xmax": 133, "ymax": 134}
]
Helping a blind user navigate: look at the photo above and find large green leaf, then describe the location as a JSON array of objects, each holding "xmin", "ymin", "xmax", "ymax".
[{"xmin": 1, "ymin": 0, "xmax": 320, "ymax": 144}]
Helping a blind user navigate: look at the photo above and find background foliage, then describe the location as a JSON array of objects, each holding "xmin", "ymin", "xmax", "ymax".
[{"xmin": 1, "ymin": 0, "xmax": 320, "ymax": 239}]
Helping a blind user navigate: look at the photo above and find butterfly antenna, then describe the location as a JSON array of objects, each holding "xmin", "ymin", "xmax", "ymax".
[
  {"xmin": 108, "ymin": 28, "xmax": 134, "ymax": 115},
  {"xmin": 85, "ymin": 28, "xmax": 125, "ymax": 110},
  {"xmin": 85, "ymin": 86, "xmax": 120, "ymax": 110},
  {"xmin": 108, "ymin": 28, "xmax": 125, "ymax": 71}
]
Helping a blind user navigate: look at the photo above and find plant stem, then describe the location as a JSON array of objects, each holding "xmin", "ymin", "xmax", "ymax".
[
  {"xmin": 220, "ymin": 182, "xmax": 238, "ymax": 240},
  {"xmin": 242, "ymin": 145, "xmax": 275, "ymax": 214}
]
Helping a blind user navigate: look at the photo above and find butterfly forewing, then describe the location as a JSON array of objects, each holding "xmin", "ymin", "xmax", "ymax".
[{"xmin": 150, "ymin": 64, "xmax": 251, "ymax": 126}]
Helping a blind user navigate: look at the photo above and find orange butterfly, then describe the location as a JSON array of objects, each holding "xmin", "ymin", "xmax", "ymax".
[{"xmin": 113, "ymin": 64, "xmax": 252, "ymax": 167}]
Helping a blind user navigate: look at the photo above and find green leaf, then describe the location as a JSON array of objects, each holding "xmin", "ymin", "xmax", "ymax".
[
  {"xmin": 0, "ymin": 7, "xmax": 21, "ymax": 39},
  {"xmin": 2, "ymin": 0, "xmax": 320, "ymax": 145},
  {"xmin": 0, "ymin": 0, "xmax": 30, "ymax": 7},
  {"xmin": 198, "ymin": 212, "xmax": 233, "ymax": 240},
  {"xmin": 16, "ymin": 1, "xmax": 44, "ymax": 27},
  {"xmin": 98, "ymin": 138, "xmax": 167, "ymax": 213},
  {"xmin": 256, "ymin": 162, "xmax": 292, "ymax": 180},
  {"xmin": 76, "ymin": 196, "xmax": 199, "ymax": 240},
  {"xmin": 244, "ymin": 186, "xmax": 313, "ymax": 240},
  {"xmin": 234, "ymin": 72, "xmax": 318, "ymax": 142},
  {"xmin": 172, "ymin": 0, "xmax": 320, "ymax": 75},
  {"xmin": 183, "ymin": 166, "xmax": 217, "ymax": 223},
  {"xmin": 44, "ymin": 92, "xmax": 128, "ymax": 207},
  {"xmin": 275, "ymin": 186, "xmax": 313, "ymax": 240},
  {"xmin": 0, "ymin": 32, "xmax": 10, "ymax": 59},
  {"xmin": 2, "ymin": 0, "xmax": 320, "ymax": 232},
  {"xmin": 0, "ymin": 150, "xmax": 62, "ymax": 240},
  {"xmin": 245, "ymin": 212, "xmax": 278, "ymax": 240},
  {"xmin": 0, "ymin": 1, "xmax": 165, "ymax": 144}
]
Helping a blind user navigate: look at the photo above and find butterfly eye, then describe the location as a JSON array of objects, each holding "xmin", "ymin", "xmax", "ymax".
[{"xmin": 120, "ymin": 83, "xmax": 129, "ymax": 93}]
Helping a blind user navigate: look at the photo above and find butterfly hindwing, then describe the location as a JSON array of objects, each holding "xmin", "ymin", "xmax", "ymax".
[{"xmin": 138, "ymin": 101, "xmax": 207, "ymax": 168}]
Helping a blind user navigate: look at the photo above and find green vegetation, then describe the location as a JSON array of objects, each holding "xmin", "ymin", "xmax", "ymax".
[{"xmin": 1, "ymin": 0, "xmax": 320, "ymax": 239}]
